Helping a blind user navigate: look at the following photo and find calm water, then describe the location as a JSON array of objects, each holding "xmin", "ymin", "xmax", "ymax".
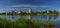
[{"xmin": 0, "ymin": 15, "xmax": 60, "ymax": 28}]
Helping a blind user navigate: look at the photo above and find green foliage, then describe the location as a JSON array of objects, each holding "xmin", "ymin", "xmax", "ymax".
[{"xmin": 0, "ymin": 18, "xmax": 55, "ymax": 28}]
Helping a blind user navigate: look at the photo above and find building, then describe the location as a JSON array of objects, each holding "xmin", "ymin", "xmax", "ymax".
[
  {"xmin": 28, "ymin": 8, "xmax": 32, "ymax": 13},
  {"xmin": 17, "ymin": 9, "xmax": 22, "ymax": 14}
]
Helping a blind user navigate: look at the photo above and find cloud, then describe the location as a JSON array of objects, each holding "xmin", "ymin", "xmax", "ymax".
[{"xmin": 6, "ymin": 4, "xmax": 49, "ymax": 8}]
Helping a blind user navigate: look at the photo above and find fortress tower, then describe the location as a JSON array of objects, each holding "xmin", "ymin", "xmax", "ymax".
[{"xmin": 28, "ymin": 8, "xmax": 32, "ymax": 13}]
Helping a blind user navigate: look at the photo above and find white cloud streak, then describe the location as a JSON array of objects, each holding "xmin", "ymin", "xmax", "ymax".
[{"xmin": 6, "ymin": 4, "xmax": 49, "ymax": 8}]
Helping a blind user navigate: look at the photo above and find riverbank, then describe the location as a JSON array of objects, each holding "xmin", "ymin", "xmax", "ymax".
[
  {"xmin": 38, "ymin": 13, "xmax": 58, "ymax": 16},
  {"xmin": 0, "ymin": 18, "xmax": 55, "ymax": 28},
  {"xmin": 0, "ymin": 13, "xmax": 58, "ymax": 16}
]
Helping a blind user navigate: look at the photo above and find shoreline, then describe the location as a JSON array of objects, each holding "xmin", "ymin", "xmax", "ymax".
[{"xmin": 0, "ymin": 13, "xmax": 58, "ymax": 16}]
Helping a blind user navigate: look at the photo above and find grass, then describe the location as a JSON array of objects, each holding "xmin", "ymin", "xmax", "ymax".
[{"xmin": 0, "ymin": 18, "xmax": 55, "ymax": 28}]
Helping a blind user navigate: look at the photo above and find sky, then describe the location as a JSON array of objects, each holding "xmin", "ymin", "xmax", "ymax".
[{"xmin": 0, "ymin": 0, "xmax": 60, "ymax": 12}]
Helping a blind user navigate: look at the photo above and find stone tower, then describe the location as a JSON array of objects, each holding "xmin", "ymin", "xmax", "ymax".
[{"xmin": 29, "ymin": 8, "xmax": 32, "ymax": 13}]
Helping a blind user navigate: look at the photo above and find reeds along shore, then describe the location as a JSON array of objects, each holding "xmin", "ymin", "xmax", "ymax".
[{"xmin": 0, "ymin": 18, "xmax": 55, "ymax": 28}]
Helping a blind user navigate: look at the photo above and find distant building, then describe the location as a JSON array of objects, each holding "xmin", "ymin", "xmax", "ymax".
[
  {"xmin": 47, "ymin": 11, "xmax": 50, "ymax": 13},
  {"xmin": 28, "ymin": 8, "xmax": 32, "ymax": 13},
  {"xmin": 17, "ymin": 9, "xmax": 22, "ymax": 14}
]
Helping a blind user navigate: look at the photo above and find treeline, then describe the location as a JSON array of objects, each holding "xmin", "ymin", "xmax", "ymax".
[{"xmin": 0, "ymin": 10, "xmax": 58, "ymax": 15}]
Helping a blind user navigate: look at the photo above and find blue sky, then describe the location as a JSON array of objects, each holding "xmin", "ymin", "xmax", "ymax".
[{"xmin": 0, "ymin": 0, "xmax": 60, "ymax": 12}]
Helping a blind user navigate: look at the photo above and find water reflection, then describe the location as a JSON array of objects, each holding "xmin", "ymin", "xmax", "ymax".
[
  {"xmin": 47, "ymin": 15, "xmax": 58, "ymax": 21},
  {"xmin": 28, "ymin": 15, "xmax": 32, "ymax": 20},
  {"xmin": 0, "ymin": 15, "xmax": 58, "ymax": 21}
]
